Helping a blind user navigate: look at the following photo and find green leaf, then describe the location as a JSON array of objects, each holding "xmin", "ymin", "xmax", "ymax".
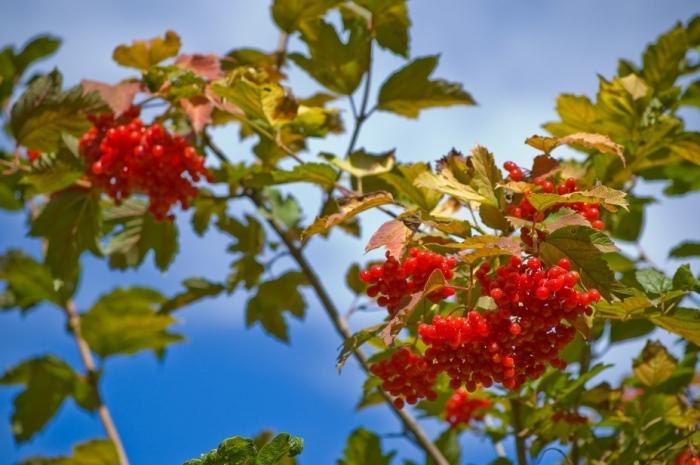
[
  {"xmin": 271, "ymin": 0, "xmax": 342, "ymax": 33},
  {"xmin": 256, "ymin": 433, "xmax": 304, "ymax": 465},
  {"xmin": 414, "ymin": 167, "xmax": 485, "ymax": 205},
  {"xmin": 0, "ymin": 250, "xmax": 62, "ymax": 311},
  {"xmin": 526, "ymin": 185, "xmax": 628, "ymax": 213},
  {"xmin": 669, "ymin": 241, "xmax": 700, "ymax": 258},
  {"xmin": 20, "ymin": 138, "xmax": 85, "ymax": 194},
  {"xmin": 112, "ymin": 30, "xmax": 181, "ymax": 70},
  {"xmin": 245, "ymin": 272, "xmax": 309, "ymax": 342},
  {"xmin": 218, "ymin": 214, "xmax": 266, "ymax": 255},
  {"xmin": 263, "ymin": 188, "xmax": 302, "ymax": 229},
  {"xmin": 81, "ymin": 287, "xmax": 183, "ymax": 358},
  {"xmin": 338, "ymin": 428, "xmax": 394, "ymax": 465},
  {"xmin": 594, "ymin": 291, "xmax": 652, "ymax": 319},
  {"xmin": 635, "ymin": 268, "xmax": 672, "ymax": 295},
  {"xmin": 377, "ymin": 56, "xmax": 475, "ymax": 118},
  {"xmin": 539, "ymin": 226, "xmax": 616, "ymax": 299},
  {"xmin": 289, "ymin": 19, "xmax": 370, "ymax": 95},
  {"xmin": 610, "ymin": 319, "xmax": 656, "ymax": 342},
  {"xmin": 227, "ymin": 255, "xmax": 265, "ymax": 292},
  {"xmin": 102, "ymin": 199, "xmax": 179, "ymax": 272},
  {"xmin": 14, "ymin": 35, "xmax": 61, "ymax": 76},
  {"xmin": 348, "ymin": 0, "xmax": 411, "ymax": 57},
  {"xmin": 30, "ymin": 189, "xmax": 102, "ymax": 280},
  {"xmin": 19, "ymin": 439, "xmax": 119, "ymax": 465},
  {"xmin": 0, "ymin": 356, "xmax": 96, "ymax": 443},
  {"xmin": 323, "ymin": 149, "xmax": 396, "ymax": 178},
  {"xmin": 160, "ymin": 278, "xmax": 225, "ymax": 314},
  {"xmin": 248, "ymin": 163, "xmax": 338, "ymax": 189},
  {"xmin": 10, "ymin": 70, "xmax": 104, "ymax": 152},
  {"xmin": 191, "ymin": 192, "xmax": 228, "ymax": 236},
  {"xmin": 649, "ymin": 307, "xmax": 700, "ymax": 346},
  {"xmin": 672, "ymin": 264, "xmax": 700, "ymax": 292},
  {"xmin": 345, "ymin": 263, "xmax": 365, "ymax": 295},
  {"xmin": 302, "ymin": 191, "xmax": 394, "ymax": 240},
  {"xmin": 428, "ymin": 429, "xmax": 460, "ymax": 465},
  {"xmin": 380, "ymin": 163, "xmax": 442, "ymax": 211},
  {"xmin": 143, "ymin": 65, "xmax": 206, "ymax": 100},
  {"xmin": 212, "ymin": 67, "xmax": 298, "ymax": 129},
  {"xmin": 641, "ymin": 24, "xmax": 688, "ymax": 91},
  {"xmin": 185, "ymin": 436, "xmax": 257, "ymax": 465},
  {"xmin": 633, "ymin": 340, "xmax": 677, "ymax": 387},
  {"xmin": 669, "ymin": 133, "xmax": 700, "ymax": 166}
]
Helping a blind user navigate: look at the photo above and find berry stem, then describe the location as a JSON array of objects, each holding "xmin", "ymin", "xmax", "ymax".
[
  {"xmin": 249, "ymin": 193, "xmax": 451, "ymax": 465},
  {"xmin": 63, "ymin": 300, "xmax": 130, "ymax": 465}
]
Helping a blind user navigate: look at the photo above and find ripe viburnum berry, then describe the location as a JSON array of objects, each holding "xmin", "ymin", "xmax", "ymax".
[
  {"xmin": 359, "ymin": 249, "xmax": 457, "ymax": 315},
  {"xmin": 79, "ymin": 106, "xmax": 211, "ymax": 220},
  {"xmin": 444, "ymin": 388, "xmax": 492, "ymax": 427},
  {"xmin": 676, "ymin": 449, "xmax": 700, "ymax": 465},
  {"xmin": 371, "ymin": 254, "xmax": 600, "ymax": 409},
  {"xmin": 503, "ymin": 161, "xmax": 606, "ymax": 241},
  {"xmin": 378, "ymin": 255, "xmax": 600, "ymax": 408},
  {"xmin": 370, "ymin": 347, "xmax": 438, "ymax": 409}
]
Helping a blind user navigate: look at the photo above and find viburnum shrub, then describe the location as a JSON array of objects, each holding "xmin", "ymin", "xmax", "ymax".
[{"xmin": 0, "ymin": 3, "xmax": 698, "ymax": 465}]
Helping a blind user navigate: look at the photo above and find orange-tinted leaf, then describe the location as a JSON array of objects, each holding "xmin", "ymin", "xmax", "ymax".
[
  {"xmin": 365, "ymin": 220, "xmax": 411, "ymax": 258},
  {"xmin": 81, "ymin": 80, "xmax": 141, "ymax": 116},
  {"xmin": 302, "ymin": 192, "xmax": 394, "ymax": 241},
  {"xmin": 180, "ymin": 96, "xmax": 212, "ymax": 133},
  {"xmin": 175, "ymin": 53, "xmax": 223, "ymax": 80}
]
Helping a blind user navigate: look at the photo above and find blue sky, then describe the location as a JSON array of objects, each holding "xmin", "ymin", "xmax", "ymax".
[{"xmin": 1, "ymin": 1, "xmax": 699, "ymax": 464}]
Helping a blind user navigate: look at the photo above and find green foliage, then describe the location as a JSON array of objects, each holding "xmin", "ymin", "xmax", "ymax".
[
  {"xmin": 102, "ymin": 199, "xmax": 179, "ymax": 271},
  {"xmin": 184, "ymin": 432, "xmax": 303, "ymax": 465},
  {"xmin": 290, "ymin": 19, "xmax": 370, "ymax": 95},
  {"xmin": 112, "ymin": 30, "xmax": 181, "ymax": 70},
  {"xmin": 29, "ymin": 189, "xmax": 102, "ymax": 281},
  {"xmin": 338, "ymin": 428, "xmax": 394, "ymax": 465},
  {"xmin": 20, "ymin": 439, "xmax": 119, "ymax": 465},
  {"xmin": 80, "ymin": 287, "xmax": 183, "ymax": 358},
  {"xmin": 0, "ymin": 356, "xmax": 97, "ymax": 442},
  {"xmin": 0, "ymin": 249, "xmax": 64, "ymax": 311},
  {"xmin": 245, "ymin": 271, "xmax": 309, "ymax": 342},
  {"xmin": 10, "ymin": 70, "xmax": 104, "ymax": 152},
  {"xmin": 0, "ymin": 34, "xmax": 61, "ymax": 108},
  {"xmin": 377, "ymin": 56, "xmax": 475, "ymax": 118}
]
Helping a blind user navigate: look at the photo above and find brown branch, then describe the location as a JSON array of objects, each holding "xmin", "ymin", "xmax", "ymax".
[
  {"xmin": 511, "ymin": 398, "xmax": 528, "ymax": 465},
  {"xmin": 250, "ymin": 193, "xmax": 450, "ymax": 465},
  {"xmin": 63, "ymin": 300, "xmax": 130, "ymax": 465}
]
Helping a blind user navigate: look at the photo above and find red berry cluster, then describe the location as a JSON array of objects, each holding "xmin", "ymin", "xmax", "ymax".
[
  {"xmin": 503, "ymin": 161, "xmax": 605, "ymax": 233},
  {"xmin": 402, "ymin": 256, "xmax": 597, "ymax": 406},
  {"xmin": 677, "ymin": 449, "xmax": 700, "ymax": 465},
  {"xmin": 444, "ymin": 388, "xmax": 492, "ymax": 427},
  {"xmin": 369, "ymin": 348, "xmax": 438, "ymax": 409},
  {"xmin": 503, "ymin": 160, "xmax": 524, "ymax": 181},
  {"xmin": 79, "ymin": 106, "xmax": 211, "ymax": 220},
  {"xmin": 359, "ymin": 249, "xmax": 457, "ymax": 316}
]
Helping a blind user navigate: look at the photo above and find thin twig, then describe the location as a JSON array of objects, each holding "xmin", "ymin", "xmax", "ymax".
[
  {"xmin": 63, "ymin": 300, "xmax": 130, "ymax": 465},
  {"xmin": 250, "ymin": 193, "xmax": 450, "ymax": 465}
]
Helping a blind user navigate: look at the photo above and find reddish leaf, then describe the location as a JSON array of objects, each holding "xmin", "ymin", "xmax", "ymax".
[
  {"xmin": 180, "ymin": 96, "xmax": 213, "ymax": 133},
  {"xmin": 81, "ymin": 80, "xmax": 141, "ymax": 116},
  {"xmin": 530, "ymin": 154, "xmax": 559, "ymax": 178},
  {"xmin": 175, "ymin": 54, "xmax": 223, "ymax": 80},
  {"xmin": 365, "ymin": 220, "xmax": 411, "ymax": 258}
]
